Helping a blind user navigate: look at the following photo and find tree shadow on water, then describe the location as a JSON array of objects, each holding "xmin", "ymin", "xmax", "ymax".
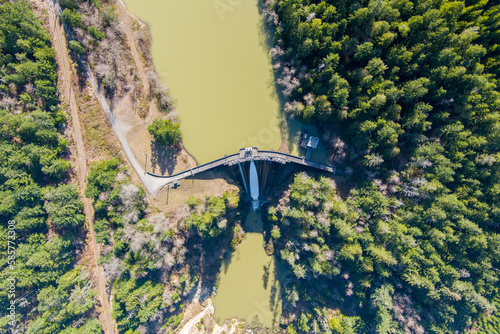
[
  {"xmin": 262, "ymin": 260, "xmax": 271, "ymax": 290},
  {"xmin": 150, "ymin": 141, "xmax": 179, "ymax": 176},
  {"xmin": 220, "ymin": 246, "xmax": 236, "ymax": 275}
]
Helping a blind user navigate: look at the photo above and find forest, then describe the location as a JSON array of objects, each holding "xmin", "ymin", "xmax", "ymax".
[
  {"xmin": 261, "ymin": 0, "xmax": 500, "ymax": 333},
  {"xmin": 0, "ymin": 1, "xmax": 101, "ymax": 333},
  {"xmin": 2, "ymin": 0, "xmax": 500, "ymax": 332},
  {"xmin": 85, "ymin": 158, "xmax": 242, "ymax": 333}
]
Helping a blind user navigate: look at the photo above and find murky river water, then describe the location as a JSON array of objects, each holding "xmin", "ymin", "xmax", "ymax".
[{"xmin": 213, "ymin": 210, "xmax": 285, "ymax": 328}]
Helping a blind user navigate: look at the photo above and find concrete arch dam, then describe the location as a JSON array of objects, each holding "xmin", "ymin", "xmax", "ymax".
[{"xmin": 145, "ymin": 147, "xmax": 339, "ymax": 197}]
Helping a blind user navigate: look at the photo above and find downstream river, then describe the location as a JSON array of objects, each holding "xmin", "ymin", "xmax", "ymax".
[{"xmin": 214, "ymin": 210, "xmax": 285, "ymax": 328}]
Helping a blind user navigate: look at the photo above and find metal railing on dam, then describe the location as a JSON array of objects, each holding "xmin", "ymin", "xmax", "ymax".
[{"xmin": 146, "ymin": 147, "xmax": 337, "ymax": 188}]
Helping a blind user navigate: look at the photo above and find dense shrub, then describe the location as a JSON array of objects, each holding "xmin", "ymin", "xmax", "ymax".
[{"xmin": 147, "ymin": 119, "xmax": 181, "ymax": 146}]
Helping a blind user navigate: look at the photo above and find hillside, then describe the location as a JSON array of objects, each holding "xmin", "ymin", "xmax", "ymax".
[{"xmin": 262, "ymin": 0, "xmax": 500, "ymax": 333}]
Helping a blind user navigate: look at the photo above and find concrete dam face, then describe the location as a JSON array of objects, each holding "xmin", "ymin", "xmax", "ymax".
[{"xmin": 228, "ymin": 155, "xmax": 286, "ymax": 207}]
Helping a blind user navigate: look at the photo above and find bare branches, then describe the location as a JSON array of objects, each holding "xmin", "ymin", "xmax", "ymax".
[
  {"xmin": 277, "ymin": 66, "xmax": 301, "ymax": 97},
  {"xmin": 103, "ymin": 257, "xmax": 124, "ymax": 283}
]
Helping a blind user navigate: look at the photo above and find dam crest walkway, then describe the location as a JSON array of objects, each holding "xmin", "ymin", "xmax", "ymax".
[{"xmin": 146, "ymin": 147, "xmax": 337, "ymax": 195}]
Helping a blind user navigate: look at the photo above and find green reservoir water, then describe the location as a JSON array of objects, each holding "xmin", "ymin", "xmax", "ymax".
[{"xmin": 123, "ymin": 0, "xmax": 282, "ymax": 164}]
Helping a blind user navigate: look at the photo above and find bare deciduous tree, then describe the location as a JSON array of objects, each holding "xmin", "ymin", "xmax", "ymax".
[
  {"xmin": 120, "ymin": 183, "xmax": 140, "ymax": 210},
  {"xmin": 103, "ymin": 257, "xmax": 124, "ymax": 282},
  {"xmin": 0, "ymin": 97, "xmax": 16, "ymax": 110},
  {"xmin": 277, "ymin": 66, "xmax": 300, "ymax": 97},
  {"xmin": 163, "ymin": 252, "xmax": 175, "ymax": 270}
]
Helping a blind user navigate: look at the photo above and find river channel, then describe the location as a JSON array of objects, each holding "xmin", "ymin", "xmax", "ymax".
[{"xmin": 213, "ymin": 209, "xmax": 286, "ymax": 328}]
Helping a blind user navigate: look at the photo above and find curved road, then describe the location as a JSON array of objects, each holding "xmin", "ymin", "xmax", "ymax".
[{"xmin": 88, "ymin": 69, "xmax": 337, "ymax": 196}]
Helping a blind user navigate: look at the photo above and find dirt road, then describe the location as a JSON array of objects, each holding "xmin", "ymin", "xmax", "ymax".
[
  {"xmin": 42, "ymin": 1, "xmax": 116, "ymax": 333},
  {"xmin": 178, "ymin": 301, "xmax": 215, "ymax": 334}
]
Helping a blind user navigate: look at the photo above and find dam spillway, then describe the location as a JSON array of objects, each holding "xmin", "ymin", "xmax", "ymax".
[{"xmin": 249, "ymin": 160, "xmax": 260, "ymax": 209}]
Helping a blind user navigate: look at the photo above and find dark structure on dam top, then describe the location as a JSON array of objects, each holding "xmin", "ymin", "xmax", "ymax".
[
  {"xmin": 225, "ymin": 147, "xmax": 335, "ymax": 200},
  {"xmin": 148, "ymin": 147, "xmax": 339, "ymax": 199}
]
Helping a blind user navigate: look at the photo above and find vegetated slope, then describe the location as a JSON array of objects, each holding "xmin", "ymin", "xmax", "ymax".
[
  {"xmin": 59, "ymin": 0, "xmax": 175, "ymax": 132},
  {"xmin": 476, "ymin": 293, "xmax": 500, "ymax": 334},
  {"xmin": 85, "ymin": 159, "xmax": 242, "ymax": 333},
  {"xmin": 59, "ymin": 0, "xmax": 170, "ymax": 109},
  {"xmin": 59, "ymin": 0, "xmax": 192, "ymax": 179},
  {"xmin": 262, "ymin": 0, "xmax": 500, "ymax": 333},
  {"xmin": 0, "ymin": 1, "xmax": 101, "ymax": 333}
]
